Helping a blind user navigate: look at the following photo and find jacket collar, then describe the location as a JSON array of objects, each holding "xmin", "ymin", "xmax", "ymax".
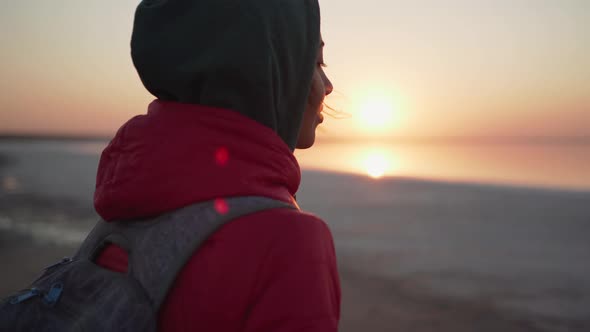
[{"xmin": 95, "ymin": 100, "xmax": 300, "ymax": 221}]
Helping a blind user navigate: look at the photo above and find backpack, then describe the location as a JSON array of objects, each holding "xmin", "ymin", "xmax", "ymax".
[{"xmin": 0, "ymin": 196, "xmax": 295, "ymax": 332}]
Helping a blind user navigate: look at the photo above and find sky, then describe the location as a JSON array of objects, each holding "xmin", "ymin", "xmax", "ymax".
[{"xmin": 1, "ymin": 0, "xmax": 589, "ymax": 139}]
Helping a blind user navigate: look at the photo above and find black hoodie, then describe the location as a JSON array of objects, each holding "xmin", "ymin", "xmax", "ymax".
[{"xmin": 130, "ymin": 0, "xmax": 321, "ymax": 150}]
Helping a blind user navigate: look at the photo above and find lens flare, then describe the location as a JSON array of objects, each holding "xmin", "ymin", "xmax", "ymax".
[
  {"xmin": 215, "ymin": 147, "xmax": 229, "ymax": 166},
  {"xmin": 214, "ymin": 198, "xmax": 229, "ymax": 215}
]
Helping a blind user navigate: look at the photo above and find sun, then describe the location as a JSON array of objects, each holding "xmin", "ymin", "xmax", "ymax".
[
  {"xmin": 357, "ymin": 97, "xmax": 395, "ymax": 133},
  {"xmin": 363, "ymin": 151, "xmax": 390, "ymax": 179}
]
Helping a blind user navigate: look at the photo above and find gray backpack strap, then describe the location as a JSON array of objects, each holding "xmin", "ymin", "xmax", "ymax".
[{"xmin": 75, "ymin": 196, "xmax": 296, "ymax": 309}]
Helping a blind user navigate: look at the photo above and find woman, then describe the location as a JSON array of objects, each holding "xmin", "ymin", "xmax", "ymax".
[{"xmin": 95, "ymin": 0, "xmax": 340, "ymax": 331}]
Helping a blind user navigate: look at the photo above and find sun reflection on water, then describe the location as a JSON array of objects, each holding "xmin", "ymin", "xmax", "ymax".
[{"xmin": 363, "ymin": 150, "xmax": 390, "ymax": 178}]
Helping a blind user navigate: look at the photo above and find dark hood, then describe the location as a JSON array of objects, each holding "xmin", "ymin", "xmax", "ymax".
[{"xmin": 130, "ymin": 0, "xmax": 321, "ymax": 150}]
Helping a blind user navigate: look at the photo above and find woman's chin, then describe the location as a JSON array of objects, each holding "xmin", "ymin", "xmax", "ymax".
[{"xmin": 295, "ymin": 132, "xmax": 316, "ymax": 149}]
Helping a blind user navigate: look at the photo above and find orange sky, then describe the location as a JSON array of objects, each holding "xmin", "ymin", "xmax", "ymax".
[{"xmin": 1, "ymin": 0, "xmax": 589, "ymax": 139}]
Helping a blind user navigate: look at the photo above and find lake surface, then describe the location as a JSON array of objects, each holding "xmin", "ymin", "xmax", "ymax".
[{"xmin": 296, "ymin": 140, "xmax": 590, "ymax": 191}]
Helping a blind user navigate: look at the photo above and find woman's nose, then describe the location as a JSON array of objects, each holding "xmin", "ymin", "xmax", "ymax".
[{"xmin": 324, "ymin": 75, "xmax": 333, "ymax": 96}]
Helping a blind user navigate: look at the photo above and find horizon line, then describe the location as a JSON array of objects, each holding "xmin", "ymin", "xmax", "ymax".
[{"xmin": 0, "ymin": 132, "xmax": 589, "ymax": 145}]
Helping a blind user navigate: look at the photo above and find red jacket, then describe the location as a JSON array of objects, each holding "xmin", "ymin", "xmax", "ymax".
[{"xmin": 95, "ymin": 100, "xmax": 341, "ymax": 331}]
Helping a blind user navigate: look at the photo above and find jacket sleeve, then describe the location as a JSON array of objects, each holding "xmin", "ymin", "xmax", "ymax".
[{"xmin": 243, "ymin": 214, "xmax": 341, "ymax": 332}]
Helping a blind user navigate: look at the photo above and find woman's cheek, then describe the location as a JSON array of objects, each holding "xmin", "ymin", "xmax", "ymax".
[{"xmin": 308, "ymin": 69, "xmax": 323, "ymax": 108}]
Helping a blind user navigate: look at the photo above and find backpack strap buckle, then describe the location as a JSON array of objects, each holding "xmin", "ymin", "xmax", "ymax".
[{"xmin": 9, "ymin": 288, "xmax": 40, "ymax": 304}]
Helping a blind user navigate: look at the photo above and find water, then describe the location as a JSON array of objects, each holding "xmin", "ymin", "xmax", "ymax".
[
  {"xmin": 296, "ymin": 140, "xmax": 590, "ymax": 191},
  {"xmin": 1, "ymin": 139, "xmax": 590, "ymax": 328},
  {"xmin": 0, "ymin": 140, "xmax": 102, "ymax": 245},
  {"xmin": 0, "ymin": 140, "xmax": 102, "ymax": 199},
  {"xmin": 2, "ymin": 139, "xmax": 587, "ymax": 193}
]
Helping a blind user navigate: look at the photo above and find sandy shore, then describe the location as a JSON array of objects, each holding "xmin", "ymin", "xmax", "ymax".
[{"xmin": 1, "ymin": 231, "xmax": 559, "ymax": 332}]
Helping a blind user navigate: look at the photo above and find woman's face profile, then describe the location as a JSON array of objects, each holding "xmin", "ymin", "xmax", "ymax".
[{"xmin": 296, "ymin": 38, "xmax": 333, "ymax": 149}]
